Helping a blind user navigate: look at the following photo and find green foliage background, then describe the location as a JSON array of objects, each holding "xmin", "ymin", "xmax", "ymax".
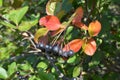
[{"xmin": 0, "ymin": 0, "xmax": 120, "ymax": 80}]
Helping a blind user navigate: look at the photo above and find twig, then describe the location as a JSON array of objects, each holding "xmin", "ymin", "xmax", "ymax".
[
  {"xmin": 0, "ymin": 53, "xmax": 43, "ymax": 64},
  {"xmin": 45, "ymin": 52, "xmax": 70, "ymax": 80}
]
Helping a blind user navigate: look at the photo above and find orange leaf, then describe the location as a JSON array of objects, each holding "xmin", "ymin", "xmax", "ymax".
[
  {"xmin": 39, "ymin": 15, "xmax": 61, "ymax": 31},
  {"xmin": 88, "ymin": 20, "xmax": 101, "ymax": 36},
  {"xmin": 72, "ymin": 7, "xmax": 83, "ymax": 24},
  {"xmin": 82, "ymin": 38, "xmax": 96, "ymax": 56},
  {"xmin": 63, "ymin": 39, "xmax": 83, "ymax": 53},
  {"xmin": 74, "ymin": 22, "xmax": 88, "ymax": 30}
]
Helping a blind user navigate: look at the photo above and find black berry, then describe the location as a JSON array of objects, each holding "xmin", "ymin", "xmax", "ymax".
[
  {"xmin": 18, "ymin": 75, "xmax": 23, "ymax": 79},
  {"xmin": 67, "ymin": 50, "xmax": 74, "ymax": 57},
  {"xmin": 16, "ymin": 71, "xmax": 20, "ymax": 75},
  {"xmin": 58, "ymin": 49, "xmax": 63, "ymax": 56},
  {"xmin": 62, "ymin": 51, "xmax": 68, "ymax": 57},
  {"xmin": 45, "ymin": 45, "xmax": 52, "ymax": 52},
  {"xmin": 52, "ymin": 45, "xmax": 60, "ymax": 55},
  {"xmin": 39, "ymin": 43, "xmax": 45, "ymax": 51}
]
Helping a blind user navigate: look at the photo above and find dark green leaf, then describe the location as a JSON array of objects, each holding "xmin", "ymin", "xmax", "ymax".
[{"xmin": 38, "ymin": 70, "xmax": 55, "ymax": 80}]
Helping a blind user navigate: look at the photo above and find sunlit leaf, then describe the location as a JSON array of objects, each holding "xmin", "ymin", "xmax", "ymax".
[
  {"xmin": 73, "ymin": 66, "xmax": 81, "ymax": 77},
  {"xmin": 0, "ymin": 0, "xmax": 3, "ymax": 6},
  {"xmin": 67, "ymin": 55, "xmax": 76, "ymax": 63},
  {"xmin": 46, "ymin": 0, "xmax": 73, "ymax": 19},
  {"xmin": 34, "ymin": 28, "xmax": 48, "ymax": 43},
  {"xmin": 0, "ymin": 67, "xmax": 8, "ymax": 79},
  {"xmin": 37, "ymin": 62, "xmax": 48, "ymax": 70},
  {"xmin": 39, "ymin": 15, "xmax": 61, "ymax": 31},
  {"xmin": 0, "ymin": 20, "xmax": 16, "ymax": 29},
  {"xmin": 46, "ymin": 0, "xmax": 62, "ymax": 15},
  {"xmin": 18, "ymin": 20, "xmax": 38, "ymax": 31},
  {"xmin": 88, "ymin": 20, "xmax": 101, "ymax": 36},
  {"xmin": 63, "ymin": 39, "xmax": 83, "ymax": 53},
  {"xmin": 8, "ymin": 6, "xmax": 29, "ymax": 25},
  {"xmin": 82, "ymin": 38, "xmax": 97, "ymax": 56}
]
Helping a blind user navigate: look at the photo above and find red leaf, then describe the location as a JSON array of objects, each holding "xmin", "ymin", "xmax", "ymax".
[
  {"xmin": 39, "ymin": 15, "xmax": 61, "ymax": 31},
  {"xmin": 63, "ymin": 39, "xmax": 83, "ymax": 53},
  {"xmin": 88, "ymin": 20, "xmax": 101, "ymax": 36},
  {"xmin": 83, "ymin": 38, "xmax": 96, "ymax": 56},
  {"xmin": 72, "ymin": 7, "xmax": 83, "ymax": 24}
]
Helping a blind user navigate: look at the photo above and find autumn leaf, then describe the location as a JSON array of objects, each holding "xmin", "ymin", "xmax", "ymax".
[
  {"xmin": 72, "ymin": 7, "xmax": 83, "ymax": 24},
  {"xmin": 82, "ymin": 38, "xmax": 97, "ymax": 56},
  {"xmin": 74, "ymin": 22, "xmax": 88, "ymax": 30},
  {"xmin": 72, "ymin": 7, "xmax": 87, "ymax": 30},
  {"xmin": 34, "ymin": 28, "xmax": 48, "ymax": 43},
  {"xmin": 39, "ymin": 15, "xmax": 61, "ymax": 31},
  {"xmin": 63, "ymin": 39, "xmax": 83, "ymax": 53},
  {"xmin": 88, "ymin": 20, "xmax": 101, "ymax": 36}
]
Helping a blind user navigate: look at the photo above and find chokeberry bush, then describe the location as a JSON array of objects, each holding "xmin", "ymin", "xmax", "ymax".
[{"xmin": 0, "ymin": 0, "xmax": 120, "ymax": 80}]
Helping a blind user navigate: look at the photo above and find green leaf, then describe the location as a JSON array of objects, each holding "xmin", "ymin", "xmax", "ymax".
[
  {"xmin": 18, "ymin": 19, "xmax": 38, "ymax": 31},
  {"xmin": 0, "ymin": 67, "xmax": 8, "ymax": 79},
  {"xmin": 19, "ymin": 63, "xmax": 32, "ymax": 71},
  {"xmin": 73, "ymin": 66, "xmax": 82, "ymax": 77},
  {"xmin": 67, "ymin": 55, "xmax": 76, "ymax": 63},
  {"xmin": 18, "ymin": 14, "xmax": 39, "ymax": 31},
  {"xmin": 29, "ymin": 75, "xmax": 40, "ymax": 80},
  {"xmin": 8, "ymin": 62, "xmax": 17, "ymax": 76},
  {"xmin": 8, "ymin": 6, "xmax": 29, "ymax": 25},
  {"xmin": 0, "ymin": 20, "xmax": 16, "ymax": 29},
  {"xmin": 38, "ymin": 70, "xmax": 55, "ymax": 80},
  {"xmin": 0, "ymin": 0, "xmax": 2, "ymax": 6},
  {"xmin": 34, "ymin": 28, "xmax": 48, "ymax": 43},
  {"xmin": 37, "ymin": 62, "xmax": 48, "ymax": 70}
]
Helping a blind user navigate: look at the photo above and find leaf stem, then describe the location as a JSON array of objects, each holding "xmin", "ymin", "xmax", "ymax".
[{"xmin": 52, "ymin": 13, "xmax": 76, "ymax": 45}]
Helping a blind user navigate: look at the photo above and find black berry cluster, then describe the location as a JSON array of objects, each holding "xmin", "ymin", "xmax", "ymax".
[
  {"xmin": 16, "ymin": 71, "xmax": 29, "ymax": 80},
  {"xmin": 36, "ymin": 43, "xmax": 74, "ymax": 58}
]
